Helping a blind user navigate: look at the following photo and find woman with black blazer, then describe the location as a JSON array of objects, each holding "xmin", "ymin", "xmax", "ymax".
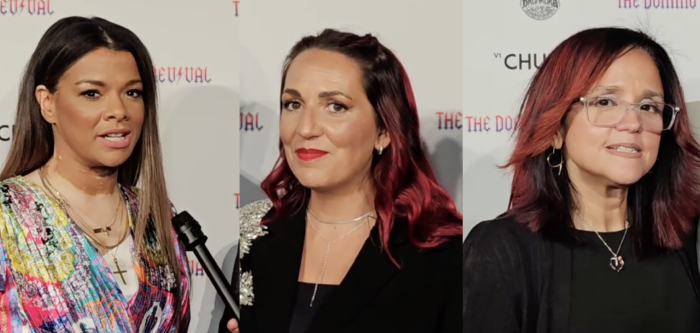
[
  {"xmin": 463, "ymin": 27, "xmax": 700, "ymax": 333},
  {"xmin": 225, "ymin": 29, "xmax": 462, "ymax": 333}
]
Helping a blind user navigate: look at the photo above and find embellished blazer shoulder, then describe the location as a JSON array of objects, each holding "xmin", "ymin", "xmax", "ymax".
[
  {"xmin": 217, "ymin": 199, "xmax": 271, "ymax": 333},
  {"xmin": 238, "ymin": 199, "xmax": 272, "ymax": 307}
]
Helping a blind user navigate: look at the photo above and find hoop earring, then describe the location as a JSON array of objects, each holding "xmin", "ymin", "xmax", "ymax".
[
  {"xmin": 377, "ymin": 146, "xmax": 383, "ymax": 155},
  {"xmin": 546, "ymin": 147, "xmax": 563, "ymax": 176}
]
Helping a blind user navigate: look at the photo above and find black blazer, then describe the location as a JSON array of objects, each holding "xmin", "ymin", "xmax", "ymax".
[
  {"xmin": 462, "ymin": 215, "xmax": 700, "ymax": 333},
  {"xmin": 228, "ymin": 205, "xmax": 461, "ymax": 333}
]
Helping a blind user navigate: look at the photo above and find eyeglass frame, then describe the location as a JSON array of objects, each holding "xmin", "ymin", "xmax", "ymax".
[{"xmin": 577, "ymin": 96, "xmax": 681, "ymax": 132}]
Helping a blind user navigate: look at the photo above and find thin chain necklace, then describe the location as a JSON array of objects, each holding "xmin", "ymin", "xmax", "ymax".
[
  {"xmin": 69, "ymin": 191, "xmax": 121, "ymax": 236},
  {"xmin": 308, "ymin": 208, "xmax": 374, "ymax": 225},
  {"xmin": 77, "ymin": 200, "xmax": 120, "ymax": 236},
  {"xmin": 307, "ymin": 212, "xmax": 370, "ymax": 307},
  {"xmin": 575, "ymin": 211, "xmax": 630, "ymax": 272},
  {"xmin": 39, "ymin": 167, "xmax": 121, "ymax": 236},
  {"xmin": 38, "ymin": 167, "xmax": 128, "ymax": 251}
]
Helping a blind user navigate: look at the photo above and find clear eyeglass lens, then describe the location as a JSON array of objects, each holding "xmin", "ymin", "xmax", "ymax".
[{"xmin": 584, "ymin": 96, "xmax": 674, "ymax": 131}]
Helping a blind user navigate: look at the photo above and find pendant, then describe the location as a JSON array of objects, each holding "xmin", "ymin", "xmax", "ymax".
[
  {"xmin": 112, "ymin": 257, "xmax": 127, "ymax": 284},
  {"xmin": 94, "ymin": 227, "xmax": 112, "ymax": 236},
  {"xmin": 610, "ymin": 255, "xmax": 624, "ymax": 272}
]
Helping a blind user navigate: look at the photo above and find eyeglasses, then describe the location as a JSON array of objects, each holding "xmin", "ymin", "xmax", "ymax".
[{"xmin": 579, "ymin": 95, "xmax": 680, "ymax": 132}]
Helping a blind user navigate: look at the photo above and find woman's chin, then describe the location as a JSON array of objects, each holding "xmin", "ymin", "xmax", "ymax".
[
  {"xmin": 94, "ymin": 156, "xmax": 130, "ymax": 169},
  {"xmin": 606, "ymin": 172, "xmax": 645, "ymax": 187},
  {"xmin": 296, "ymin": 177, "xmax": 334, "ymax": 191},
  {"xmin": 94, "ymin": 148, "xmax": 137, "ymax": 168}
]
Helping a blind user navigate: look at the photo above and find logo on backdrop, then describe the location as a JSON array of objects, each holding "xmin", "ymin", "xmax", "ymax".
[
  {"xmin": 521, "ymin": 0, "xmax": 559, "ymax": 20},
  {"xmin": 0, "ymin": 0, "xmax": 54, "ymax": 16},
  {"xmin": 240, "ymin": 112, "xmax": 263, "ymax": 131},
  {"xmin": 187, "ymin": 254, "xmax": 205, "ymax": 277},
  {"xmin": 436, "ymin": 111, "xmax": 462, "ymax": 130},
  {"xmin": 618, "ymin": 0, "xmax": 695, "ymax": 8},
  {"xmin": 494, "ymin": 52, "xmax": 547, "ymax": 70},
  {"xmin": 233, "ymin": 0, "xmax": 239, "ymax": 16},
  {"xmin": 464, "ymin": 115, "xmax": 518, "ymax": 133},
  {"xmin": 0, "ymin": 124, "xmax": 14, "ymax": 141},
  {"xmin": 153, "ymin": 66, "xmax": 211, "ymax": 84}
]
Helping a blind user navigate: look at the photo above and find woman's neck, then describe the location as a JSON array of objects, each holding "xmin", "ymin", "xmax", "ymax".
[
  {"xmin": 44, "ymin": 154, "xmax": 118, "ymax": 199},
  {"xmin": 308, "ymin": 182, "xmax": 375, "ymax": 224},
  {"xmin": 570, "ymin": 174, "xmax": 628, "ymax": 232}
]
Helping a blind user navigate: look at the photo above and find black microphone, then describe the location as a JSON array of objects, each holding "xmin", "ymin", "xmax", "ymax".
[{"xmin": 172, "ymin": 211, "xmax": 240, "ymax": 321}]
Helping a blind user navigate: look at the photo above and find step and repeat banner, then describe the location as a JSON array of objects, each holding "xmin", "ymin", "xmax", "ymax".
[
  {"xmin": 463, "ymin": 0, "xmax": 700, "ymax": 234},
  {"xmin": 240, "ymin": 0, "xmax": 463, "ymax": 211},
  {"xmin": 0, "ymin": 1, "xmax": 239, "ymax": 332}
]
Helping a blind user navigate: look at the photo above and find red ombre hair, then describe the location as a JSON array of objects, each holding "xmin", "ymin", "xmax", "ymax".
[
  {"xmin": 260, "ymin": 29, "xmax": 462, "ymax": 260},
  {"xmin": 504, "ymin": 27, "xmax": 700, "ymax": 256}
]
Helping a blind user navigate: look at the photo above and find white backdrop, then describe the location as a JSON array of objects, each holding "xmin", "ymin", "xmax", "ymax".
[
  {"xmin": 463, "ymin": 0, "xmax": 700, "ymax": 236},
  {"xmin": 0, "ymin": 1, "xmax": 239, "ymax": 332},
  {"xmin": 240, "ymin": 0, "xmax": 463, "ymax": 213}
]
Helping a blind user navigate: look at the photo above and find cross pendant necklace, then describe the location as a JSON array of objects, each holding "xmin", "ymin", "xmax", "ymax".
[
  {"xmin": 109, "ymin": 234, "xmax": 127, "ymax": 285},
  {"xmin": 112, "ymin": 256, "xmax": 127, "ymax": 284}
]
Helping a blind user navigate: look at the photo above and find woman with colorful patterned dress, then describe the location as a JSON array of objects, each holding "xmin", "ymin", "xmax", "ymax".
[{"xmin": 0, "ymin": 16, "xmax": 190, "ymax": 332}]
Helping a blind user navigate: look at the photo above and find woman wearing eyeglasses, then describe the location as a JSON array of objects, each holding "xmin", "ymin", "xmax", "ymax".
[{"xmin": 463, "ymin": 27, "xmax": 700, "ymax": 333}]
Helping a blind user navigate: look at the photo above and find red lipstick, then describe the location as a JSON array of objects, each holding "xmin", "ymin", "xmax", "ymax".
[{"xmin": 296, "ymin": 148, "xmax": 328, "ymax": 161}]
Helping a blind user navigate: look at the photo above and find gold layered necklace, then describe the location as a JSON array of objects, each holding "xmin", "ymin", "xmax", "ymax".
[{"xmin": 38, "ymin": 167, "xmax": 129, "ymax": 252}]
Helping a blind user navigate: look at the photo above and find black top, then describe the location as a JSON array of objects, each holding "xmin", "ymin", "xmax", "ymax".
[
  {"xmin": 232, "ymin": 205, "xmax": 462, "ymax": 333},
  {"xmin": 569, "ymin": 229, "xmax": 700, "ymax": 333},
  {"xmin": 289, "ymin": 283, "xmax": 335, "ymax": 333},
  {"xmin": 462, "ymin": 215, "xmax": 700, "ymax": 333}
]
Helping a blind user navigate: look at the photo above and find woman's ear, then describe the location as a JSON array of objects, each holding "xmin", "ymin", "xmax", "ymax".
[
  {"xmin": 35, "ymin": 85, "xmax": 56, "ymax": 124},
  {"xmin": 552, "ymin": 128, "xmax": 564, "ymax": 149},
  {"xmin": 376, "ymin": 129, "xmax": 391, "ymax": 150}
]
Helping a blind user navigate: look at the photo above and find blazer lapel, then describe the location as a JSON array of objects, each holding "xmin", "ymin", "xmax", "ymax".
[
  {"xmin": 253, "ymin": 207, "xmax": 306, "ymax": 332},
  {"xmin": 306, "ymin": 222, "xmax": 406, "ymax": 333}
]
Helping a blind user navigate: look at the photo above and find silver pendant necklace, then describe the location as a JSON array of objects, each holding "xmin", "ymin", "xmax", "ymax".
[
  {"xmin": 306, "ymin": 210, "xmax": 371, "ymax": 307},
  {"xmin": 576, "ymin": 211, "xmax": 629, "ymax": 272}
]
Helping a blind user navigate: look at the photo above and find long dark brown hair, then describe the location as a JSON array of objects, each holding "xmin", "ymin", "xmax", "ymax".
[{"xmin": 0, "ymin": 16, "xmax": 184, "ymax": 329}]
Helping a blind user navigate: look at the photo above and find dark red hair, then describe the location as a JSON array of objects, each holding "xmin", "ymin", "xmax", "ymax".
[
  {"xmin": 260, "ymin": 29, "xmax": 462, "ymax": 260},
  {"xmin": 504, "ymin": 27, "xmax": 700, "ymax": 256}
]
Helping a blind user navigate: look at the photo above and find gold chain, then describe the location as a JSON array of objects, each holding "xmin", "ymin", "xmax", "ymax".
[
  {"xmin": 38, "ymin": 167, "xmax": 129, "ymax": 251},
  {"xmin": 71, "ymin": 192, "xmax": 121, "ymax": 235}
]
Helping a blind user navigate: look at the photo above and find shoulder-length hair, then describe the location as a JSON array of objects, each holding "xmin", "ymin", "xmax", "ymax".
[
  {"xmin": 260, "ymin": 29, "xmax": 462, "ymax": 261},
  {"xmin": 504, "ymin": 27, "xmax": 700, "ymax": 257},
  {"xmin": 0, "ymin": 16, "xmax": 183, "ymax": 328}
]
